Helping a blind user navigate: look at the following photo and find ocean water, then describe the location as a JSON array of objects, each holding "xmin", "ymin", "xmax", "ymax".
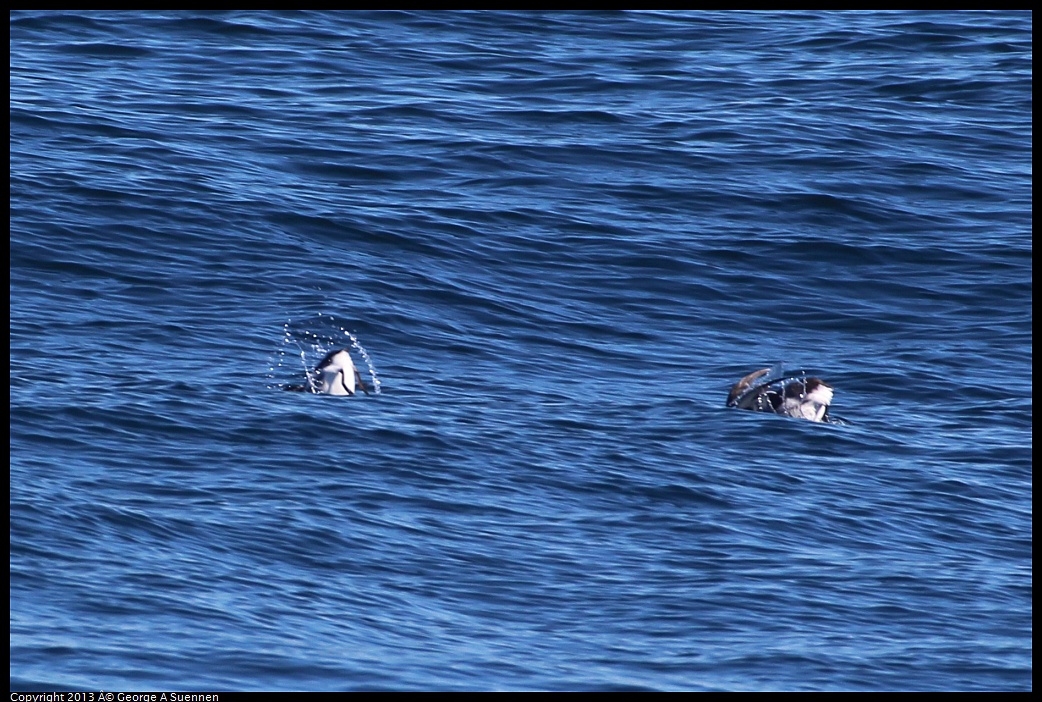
[{"xmin": 9, "ymin": 10, "xmax": 1031, "ymax": 691}]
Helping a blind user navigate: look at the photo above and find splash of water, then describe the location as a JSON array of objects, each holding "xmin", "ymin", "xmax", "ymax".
[
  {"xmin": 344, "ymin": 329, "xmax": 382, "ymax": 395},
  {"xmin": 268, "ymin": 314, "xmax": 381, "ymax": 395}
]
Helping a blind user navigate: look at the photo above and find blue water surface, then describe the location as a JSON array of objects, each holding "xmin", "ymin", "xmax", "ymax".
[{"xmin": 10, "ymin": 10, "xmax": 1031, "ymax": 691}]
